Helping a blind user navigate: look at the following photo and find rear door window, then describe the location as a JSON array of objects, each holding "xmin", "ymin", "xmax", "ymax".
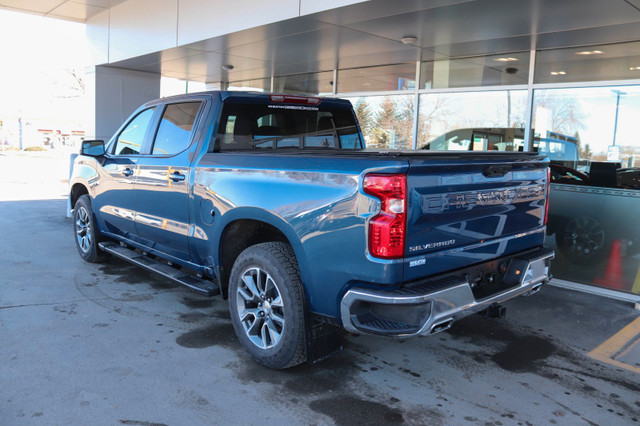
[
  {"xmin": 152, "ymin": 102, "xmax": 202, "ymax": 156},
  {"xmin": 113, "ymin": 108, "xmax": 155, "ymax": 155}
]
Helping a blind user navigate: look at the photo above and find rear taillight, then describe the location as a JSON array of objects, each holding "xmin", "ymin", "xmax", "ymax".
[
  {"xmin": 544, "ymin": 166, "xmax": 551, "ymax": 225},
  {"xmin": 363, "ymin": 174, "xmax": 407, "ymax": 259}
]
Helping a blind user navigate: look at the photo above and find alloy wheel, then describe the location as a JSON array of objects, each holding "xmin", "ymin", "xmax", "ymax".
[
  {"xmin": 75, "ymin": 206, "xmax": 92, "ymax": 253},
  {"xmin": 236, "ymin": 267, "xmax": 286, "ymax": 349}
]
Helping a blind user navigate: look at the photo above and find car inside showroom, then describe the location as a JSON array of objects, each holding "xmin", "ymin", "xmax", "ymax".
[{"xmin": 1, "ymin": 0, "xmax": 640, "ymax": 425}]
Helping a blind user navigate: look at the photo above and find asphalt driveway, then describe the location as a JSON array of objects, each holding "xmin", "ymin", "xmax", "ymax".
[{"xmin": 1, "ymin": 151, "xmax": 639, "ymax": 425}]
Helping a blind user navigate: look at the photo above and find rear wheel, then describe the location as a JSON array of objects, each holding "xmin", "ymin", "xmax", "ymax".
[
  {"xmin": 228, "ymin": 242, "xmax": 307, "ymax": 369},
  {"xmin": 73, "ymin": 195, "xmax": 107, "ymax": 263}
]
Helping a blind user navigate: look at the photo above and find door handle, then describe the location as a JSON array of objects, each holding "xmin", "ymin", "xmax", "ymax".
[
  {"xmin": 122, "ymin": 168, "xmax": 134, "ymax": 177},
  {"xmin": 170, "ymin": 171, "xmax": 186, "ymax": 182}
]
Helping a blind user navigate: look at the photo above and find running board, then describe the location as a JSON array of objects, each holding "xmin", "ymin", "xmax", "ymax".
[{"xmin": 98, "ymin": 242, "xmax": 220, "ymax": 296}]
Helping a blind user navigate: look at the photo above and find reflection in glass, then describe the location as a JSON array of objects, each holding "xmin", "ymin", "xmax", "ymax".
[
  {"xmin": 535, "ymin": 86, "xmax": 640, "ymax": 295},
  {"xmin": 160, "ymin": 77, "xmax": 206, "ymax": 97},
  {"xmin": 339, "ymin": 63, "xmax": 416, "ymax": 93},
  {"xmin": 152, "ymin": 102, "xmax": 201, "ymax": 156},
  {"xmin": 113, "ymin": 108, "xmax": 155, "ymax": 156},
  {"xmin": 273, "ymin": 72, "xmax": 333, "ymax": 95},
  {"xmin": 420, "ymin": 52, "xmax": 529, "ymax": 89},
  {"xmin": 533, "ymin": 87, "xmax": 640, "ymax": 169},
  {"xmin": 417, "ymin": 90, "xmax": 528, "ymax": 151},
  {"xmin": 228, "ymin": 78, "xmax": 271, "ymax": 92},
  {"xmin": 535, "ymin": 41, "xmax": 640, "ymax": 84},
  {"xmin": 81, "ymin": 140, "xmax": 105, "ymax": 156},
  {"xmin": 343, "ymin": 95, "xmax": 415, "ymax": 149}
]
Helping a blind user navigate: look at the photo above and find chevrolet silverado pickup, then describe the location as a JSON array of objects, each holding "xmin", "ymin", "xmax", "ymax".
[{"xmin": 70, "ymin": 91, "xmax": 554, "ymax": 369}]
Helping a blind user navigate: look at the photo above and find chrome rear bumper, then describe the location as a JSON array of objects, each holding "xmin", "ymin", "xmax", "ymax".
[{"xmin": 340, "ymin": 247, "xmax": 554, "ymax": 336}]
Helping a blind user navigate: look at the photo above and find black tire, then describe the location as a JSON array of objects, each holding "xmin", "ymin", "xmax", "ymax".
[
  {"xmin": 73, "ymin": 194, "xmax": 108, "ymax": 263},
  {"xmin": 555, "ymin": 216, "xmax": 608, "ymax": 265},
  {"xmin": 228, "ymin": 242, "xmax": 307, "ymax": 369}
]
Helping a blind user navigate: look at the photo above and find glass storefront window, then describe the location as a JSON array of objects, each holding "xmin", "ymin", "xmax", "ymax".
[
  {"xmin": 228, "ymin": 78, "xmax": 270, "ymax": 92},
  {"xmin": 273, "ymin": 72, "xmax": 333, "ymax": 96},
  {"xmin": 160, "ymin": 77, "xmax": 206, "ymax": 97},
  {"xmin": 417, "ymin": 90, "xmax": 528, "ymax": 151},
  {"xmin": 534, "ymin": 86, "xmax": 640, "ymax": 295},
  {"xmin": 535, "ymin": 41, "xmax": 640, "ymax": 84},
  {"xmin": 338, "ymin": 63, "xmax": 416, "ymax": 93},
  {"xmin": 420, "ymin": 52, "xmax": 530, "ymax": 89},
  {"xmin": 343, "ymin": 95, "xmax": 415, "ymax": 149}
]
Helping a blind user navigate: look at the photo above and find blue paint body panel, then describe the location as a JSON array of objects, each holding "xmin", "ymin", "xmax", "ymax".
[{"xmin": 70, "ymin": 91, "xmax": 550, "ymax": 321}]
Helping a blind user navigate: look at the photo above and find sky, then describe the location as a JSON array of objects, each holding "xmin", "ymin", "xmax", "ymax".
[
  {"xmin": 0, "ymin": 8, "xmax": 200, "ymax": 130},
  {"xmin": 0, "ymin": 9, "xmax": 89, "ymax": 124},
  {"xmin": 531, "ymin": 86, "xmax": 640, "ymax": 159}
]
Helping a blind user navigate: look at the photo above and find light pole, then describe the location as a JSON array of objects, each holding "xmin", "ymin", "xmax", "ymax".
[{"xmin": 611, "ymin": 89, "xmax": 626, "ymax": 146}]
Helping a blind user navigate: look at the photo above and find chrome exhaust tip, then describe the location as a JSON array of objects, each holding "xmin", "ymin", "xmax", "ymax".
[
  {"xmin": 430, "ymin": 319, "xmax": 453, "ymax": 335},
  {"xmin": 523, "ymin": 283, "xmax": 543, "ymax": 297}
]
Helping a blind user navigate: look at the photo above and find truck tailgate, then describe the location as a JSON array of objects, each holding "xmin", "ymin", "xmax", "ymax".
[{"xmin": 404, "ymin": 153, "xmax": 548, "ymax": 281}]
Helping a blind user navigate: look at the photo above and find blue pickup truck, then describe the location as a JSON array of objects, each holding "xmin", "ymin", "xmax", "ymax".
[{"xmin": 70, "ymin": 91, "xmax": 553, "ymax": 368}]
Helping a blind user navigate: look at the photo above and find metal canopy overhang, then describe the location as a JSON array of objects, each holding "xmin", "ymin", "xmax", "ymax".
[
  {"xmin": 109, "ymin": 0, "xmax": 640, "ymax": 85},
  {"xmin": 5, "ymin": 0, "xmax": 640, "ymax": 84},
  {"xmin": 0, "ymin": 0, "xmax": 126, "ymax": 22}
]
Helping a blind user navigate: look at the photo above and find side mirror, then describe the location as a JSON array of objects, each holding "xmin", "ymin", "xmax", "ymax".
[{"xmin": 81, "ymin": 140, "xmax": 105, "ymax": 157}]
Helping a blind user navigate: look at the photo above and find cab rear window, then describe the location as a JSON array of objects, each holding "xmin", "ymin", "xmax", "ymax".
[{"xmin": 214, "ymin": 102, "xmax": 363, "ymax": 152}]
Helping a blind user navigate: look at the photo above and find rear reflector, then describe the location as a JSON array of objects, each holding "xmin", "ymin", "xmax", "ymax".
[
  {"xmin": 269, "ymin": 95, "xmax": 321, "ymax": 105},
  {"xmin": 363, "ymin": 174, "xmax": 407, "ymax": 259}
]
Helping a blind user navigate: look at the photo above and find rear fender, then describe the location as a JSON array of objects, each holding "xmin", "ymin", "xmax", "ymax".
[{"xmin": 213, "ymin": 207, "xmax": 310, "ymax": 295}]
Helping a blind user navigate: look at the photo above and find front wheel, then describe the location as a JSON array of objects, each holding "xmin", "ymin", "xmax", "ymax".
[
  {"xmin": 228, "ymin": 242, "xmax": 307, "ymax": 369},
  {"xmin": 73, "ymin": 195, "xmax": 107, "ymax": 263}
]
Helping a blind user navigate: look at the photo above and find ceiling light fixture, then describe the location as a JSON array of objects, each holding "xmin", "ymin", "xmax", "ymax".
[
  {"xmin": 401, "ymin": 36, "xmax": 418, "ymax": 45},
  {"xmin": 221, "ymin": 64, "xmax": 234, "ymax": 71},
  {"xmin": 550, "ymin": 71, "xmax": 567, "ymax": 76},
  {"xmin": 630, "ymin": 66, "xmax": 640, "ymax": 70},
  {"xmin": 576, "ymin": 50, "xmax": 604, "ymax": 55},
  {"xmin": 494, "ymin": 57, "xmax": 518, "ymax": 62}
]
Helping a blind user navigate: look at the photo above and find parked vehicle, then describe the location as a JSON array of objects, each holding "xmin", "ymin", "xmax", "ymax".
[
  {"xmin": 70, "ymin": 91, "xmax": 553, "ymax": 368},
  {"xmin": 422, "ymin": 127, "xmax": 579, "ymax": 169}
]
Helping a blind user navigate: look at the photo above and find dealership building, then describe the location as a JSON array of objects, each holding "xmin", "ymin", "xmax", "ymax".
[{"xmin": 4, "ymin": 0, "xmax": 640, "ymax": 300}]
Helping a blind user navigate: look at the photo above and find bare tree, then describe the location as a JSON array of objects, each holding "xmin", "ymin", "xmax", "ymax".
[
  {"xmin": 417, "ymin": 95, "xmax": 454, "ymax": 147},
  {"xmin": 67, "ymin": 68, "xmax": 86, "ymax": 96},
  {"xmin": 534, "ymin": 92, "xmax": 586, "ymax": 135},
  {"xmin": 393, "ymin": 97, "xmax": 415, "ymax": 150},
  {"xmin": 50, "ymin": 68, "xmax": 86, "ymax": 99}
]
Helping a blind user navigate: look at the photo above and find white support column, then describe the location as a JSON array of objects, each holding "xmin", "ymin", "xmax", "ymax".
[
  {"xmin": 412, "ymin": 60, "xmax": 421, "ymax": 150},
  {"xmin": 523, "ymin": 49, "xmax": 537, "ymax": 151},
  {"xmin": 91, "ymin": 66, "xmax": 161, "ymax": 142}
]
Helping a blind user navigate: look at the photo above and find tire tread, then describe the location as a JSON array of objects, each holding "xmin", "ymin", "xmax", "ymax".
[
  {"xmin": 229, "ymin": 242, "xmax": 307, "ymax": 369},
  {"xmin": 74, "ymin": 195, "xmax": 108, "ymax": 263}
]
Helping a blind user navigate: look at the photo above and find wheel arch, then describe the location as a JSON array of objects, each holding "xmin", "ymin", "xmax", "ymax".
[
  {"xmin": 70, "ymin": 182, "xmax": 90, "ymax": 209},
  {"xmin": 215, "ymin": 208, "xmax": 309, "ymax": 299}
]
